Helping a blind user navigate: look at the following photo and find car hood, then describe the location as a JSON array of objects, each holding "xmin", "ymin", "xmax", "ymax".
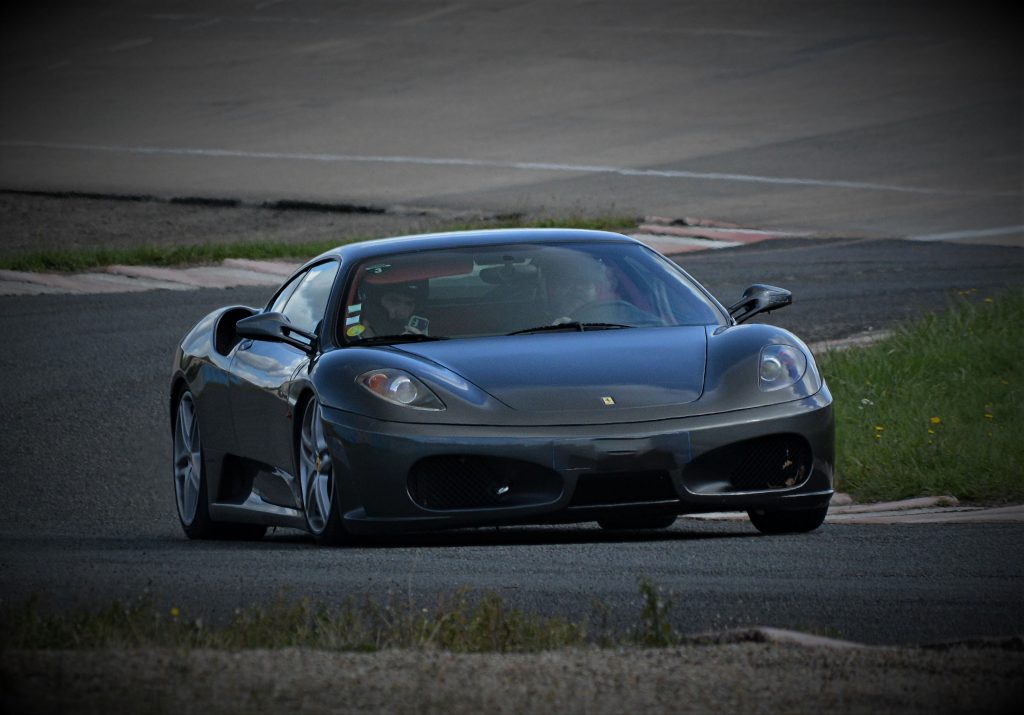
[{"xmin": 394, "ymin": 326, "xmax": 707, "ymax": 413}]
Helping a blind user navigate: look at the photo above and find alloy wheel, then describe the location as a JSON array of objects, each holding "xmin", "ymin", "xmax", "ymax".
[
  {"xmin": 299, "ymin": 399, "xmax": 333, "ymax": 534},
  {"xmin": 173, "ymin": 391, "xmax": 202, "ymax": 526}
]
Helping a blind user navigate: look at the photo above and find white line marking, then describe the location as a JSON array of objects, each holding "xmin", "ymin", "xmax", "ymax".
[
  {"xmin": 908, "ymin": 225, "xmax": 1024, "ymax": 242},
  {"xmin": 401, "ymin": 4, "xmax": 465, "ymax": 25},
  {"xmin": 107, "ymin": 38, "xmax": 153, "ymax": 52},
  {"xmin": 0, "ymin": 140, "xmax": 1008, "ymax": 197}
]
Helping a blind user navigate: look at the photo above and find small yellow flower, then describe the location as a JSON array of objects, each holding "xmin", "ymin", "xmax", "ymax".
[
  {"xmin": 927, "ymin": 429, "xmax": 935, "ymax": 435},
  {"xmin": 984, "ymin": 413, "xmax": 994, "ymax": 420},
  {"xmin": 874, "ymin": 425, "xmax": 884, "ymax": 431},
  {"xmin": 930, "ymin": 416, "xmax": 942, "ymax": 425},
  {"xmin": 984, "ymin": 297, "xmax": 993, "ymax": 303},
  {"xmin": 170, "ymin": 607, "xmax": 180, "ymax": 618}
]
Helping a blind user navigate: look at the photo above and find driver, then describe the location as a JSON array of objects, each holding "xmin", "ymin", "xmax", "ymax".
[
  {"xmin": 359, "ymin": 282, "xmax": 429, "ymax": 337},
  {"xmin": 542, "ymin": 253, "xmax": 614, "ymax": 324}
]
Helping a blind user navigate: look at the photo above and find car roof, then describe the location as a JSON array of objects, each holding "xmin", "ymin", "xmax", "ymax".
[{"xmin": 305, "ymin": 228, "xmax": 642, "ymax": 267}]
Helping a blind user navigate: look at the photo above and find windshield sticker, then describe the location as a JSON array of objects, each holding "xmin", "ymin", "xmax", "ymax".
[
  {"xmin": 347, "ymin": 303, "xmax": 362, "ymax": 314},
  {"xmin": 345, "ymin": 315, "xmax": 361, "ymax": 326},
  {"xmin": 364, "ymin": 264, "xmax": 392, "ymax": 276},
  {"xmin": 346, "ymin": 324, "xmax": 366, "ymax": 338}
]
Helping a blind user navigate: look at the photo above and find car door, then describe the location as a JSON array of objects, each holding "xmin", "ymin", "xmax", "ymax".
[{"xmin": 229, "ymin": 259, "xmax": 340, "ymax": 473}]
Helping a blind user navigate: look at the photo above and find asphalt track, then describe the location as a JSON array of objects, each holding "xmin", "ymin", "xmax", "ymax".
[
  {"xmin": 0, "ymin": 0, "xmax": 1021, "ymax": 647},
  {"xmin": 0, "ymin": 236, "xmax": 1021, "ymax": 645},
  {"xmin": 1, "ymin": 0, "xmax": 1021, "ymax": 242}
]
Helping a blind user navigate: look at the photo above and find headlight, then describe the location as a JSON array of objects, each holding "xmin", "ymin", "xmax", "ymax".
[
  {"xmin": 759, "ymin": 344, "xmax": 807, "ymax": 392},
  {"xmin": 357, "ymin": 369, "xmax": 445, "ymax": 410}
]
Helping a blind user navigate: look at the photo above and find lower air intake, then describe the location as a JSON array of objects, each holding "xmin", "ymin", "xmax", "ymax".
[
  {"xmin": 684, "ymin": 434, "xmax": 813, "ymax": 494},
  {"xmin": 408, "ymin": 456, "xmax": 562, "ymax": 511}
]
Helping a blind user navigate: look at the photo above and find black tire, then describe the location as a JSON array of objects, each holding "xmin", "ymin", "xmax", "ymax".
[
  {"xmin": 747, "ymin": 506, "xmax": 828, "ymax": 534},
  {"xmin": 297, "ymin": 397, "xmax": 350, "ymax": 545},
  {"xmin": 598, "ymin": 515, "xmax": 677, "ymax": 530},
  {"xmin": 173, "ymin": 390, "xmax": 266, "ymax": 541}
]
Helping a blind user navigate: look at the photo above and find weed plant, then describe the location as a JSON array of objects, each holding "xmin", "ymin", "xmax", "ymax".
[
  {"xmin": 820, "ymin": 291, "xmax": 1023, "ymax": 502},
  {"xmin": 0, "ymin": 578, "xmax": 678, "ymax": 652}
]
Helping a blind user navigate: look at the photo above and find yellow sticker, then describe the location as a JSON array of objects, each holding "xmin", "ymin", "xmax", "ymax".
[
  {"xmin": 602, "ymin": 396, "xmax": 615, "ymax": 406},
  {"xmin": 346, "ymin": 324, "xmax": 366, "ymax": 337}
]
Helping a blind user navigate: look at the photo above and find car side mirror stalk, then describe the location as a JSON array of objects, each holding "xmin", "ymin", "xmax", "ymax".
[
  {"xmin": 728, "ymin": 284, "xmax": 792, "ymax": 324},
  {"xmin": 236, "ymin": 312, "xmax": 318, "ymax": 354}
]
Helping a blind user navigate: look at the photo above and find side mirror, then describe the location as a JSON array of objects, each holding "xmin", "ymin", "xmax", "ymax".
[
  {"xmin": 728, "ymin": 284, "xmax": 792, "ymax": 324},
  {"xmin": 236, "ymin": 312, "xmax": 318, "ymax": 354}
]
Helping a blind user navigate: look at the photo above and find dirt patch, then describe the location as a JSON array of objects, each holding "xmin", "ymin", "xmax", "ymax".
[
  {"xmin": 2, "ymin": 645, "xmax": 1020, "ymax": 714},
  {"xmin": 0, "ymin": 191, "xmax": 489, "ymax": 257}
]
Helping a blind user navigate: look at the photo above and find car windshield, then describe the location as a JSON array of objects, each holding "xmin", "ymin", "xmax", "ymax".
[{"xmin": 338, "ymin": 242, "xmax": 724, "ymax": 344}]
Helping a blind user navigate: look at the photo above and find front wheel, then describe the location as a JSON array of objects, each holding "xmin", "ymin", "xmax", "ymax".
[
  {"xmin": 747, "ymin": 506, "xmax": 828, "ymax": 534},
  {"xmin": 172, "ymin": 389, "xmax": 265, "ymax": 540},
  {"xmin": 298, "ymin": 397, "xmax": 350, "ymax": 545}
]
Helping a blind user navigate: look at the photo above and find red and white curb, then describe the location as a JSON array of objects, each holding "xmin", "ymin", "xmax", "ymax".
[
  {"xmin": 0, "ymin": 218, "xmax": 811, "ymax": 297},
  {"xmin": 630, "ymin": 216, "xmax": 811, "ymax": 255},
  {"xmin": 0, "ymin": 258, "xmax": 301, "ymax": 296},
  {"xmin": 684, "ymin": 495, "xmax": 1024, "ymax": 525}
]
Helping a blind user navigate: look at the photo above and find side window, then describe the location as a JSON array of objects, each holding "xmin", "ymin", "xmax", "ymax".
[
  {"xmin": 269, "ymin": 273, "xmax": 304, "ymax": 314},
  {"xmin": 279, "ymin": 261, "xmax": 340, "ymax": 334}
]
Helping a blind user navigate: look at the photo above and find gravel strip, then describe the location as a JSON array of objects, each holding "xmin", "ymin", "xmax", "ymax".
[{"xmin": 2, "ymin": 644, "xmax": 1021, "ymax": 714}]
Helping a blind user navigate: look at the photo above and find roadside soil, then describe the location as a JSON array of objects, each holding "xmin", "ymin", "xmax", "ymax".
[
  {"xmin": 2, "ymin": 643, "xmax": 1021, "ymax": 715},
  {"xmin": 0, "ymin": 190, "xmax": 504, "ymax": 257}
]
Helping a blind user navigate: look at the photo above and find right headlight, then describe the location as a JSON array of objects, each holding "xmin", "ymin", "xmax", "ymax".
[
  {"xmin": 357, "ymin": 368, "xmax": 445, "ymax": 410},
  {"xmin": 759, "ymin": 344, "xmax": 807, "ymax": 392}
]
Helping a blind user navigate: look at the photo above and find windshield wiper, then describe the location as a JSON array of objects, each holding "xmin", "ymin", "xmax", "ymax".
[
  {"xmin": 507, "ymin": 322, "xmax": 633, "ymax": 336},
  {"xmin": 356, "ymin": 334, "xmax": 449, "ymax": 346}
]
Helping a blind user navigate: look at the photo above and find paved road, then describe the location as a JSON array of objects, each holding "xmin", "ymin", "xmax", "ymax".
[
  {"xmin": 1, "ymin": 238, "xmax": 1021, "ymax": 644},
  {"xmin": 1, "ymin": 0, "xmax": 1020, "ymax": 242}
]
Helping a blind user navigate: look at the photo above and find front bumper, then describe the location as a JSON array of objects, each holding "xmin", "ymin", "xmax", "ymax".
[{"xmin": 322, "ymin": 387, "xmax": 834, "ymax": 534}]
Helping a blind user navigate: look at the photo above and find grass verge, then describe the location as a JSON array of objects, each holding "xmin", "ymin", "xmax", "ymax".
[
  {"xmin": 0, "ymin": 579, "xmax": 682, "ymax": 652},
  {"xmin": 0, "ymin": 214, "xmax": 638, "ymax": 272},
  {"xmin": 821, "ymin": 291, "xmax": 1023, "ymax": 502}
]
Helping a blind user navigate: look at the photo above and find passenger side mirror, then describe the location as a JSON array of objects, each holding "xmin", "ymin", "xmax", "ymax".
[
  {"xmin": 728, "ymin": 284, "xmax": 792, "ymax": 324},
  {"xmin": 236, "ymin": 312, "xmax": 318, "ymax": 354}
]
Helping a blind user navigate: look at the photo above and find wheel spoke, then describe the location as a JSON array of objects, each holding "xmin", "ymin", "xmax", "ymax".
[
  {"xmin": 300, "ymin": 418, "xmax": 314, "ymax": 455},
  {"xmin": 177, "ymin": 405, "xmax": 192, "ymax": 453},
  {"xmin": 183, "ymin": 465, "xmax": 199, "ymax": 520},
  {"xmin": 314, "ymin": 472, "xmax": 331, "ymax": 520},
  {"xmin": 187, "ymin": 412, "xmax": 199, "ymax": 453}
]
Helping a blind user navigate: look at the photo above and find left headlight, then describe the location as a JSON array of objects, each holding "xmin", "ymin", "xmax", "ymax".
[
  {"xmin": 759, "ymin": 344, "xmax": 807, "ymax": 392},
  {"xmin": 357, "ymin": 368, "xmax": 446, "ymax": 410}
]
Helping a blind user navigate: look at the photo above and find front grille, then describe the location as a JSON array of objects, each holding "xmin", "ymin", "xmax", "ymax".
[
  {"xmin": 570, "ymin": 471, "xmax": 678, "ymax": 507},
  {"xmin": 407, "ymin": 455, "xmax": 562, "ymax": 511},
  {"xmin": 684, "ymin": 434, "xmax": 812, "ymax": 493}
]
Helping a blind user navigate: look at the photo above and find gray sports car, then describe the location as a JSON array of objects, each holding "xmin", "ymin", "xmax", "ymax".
[{"xmin": 170, "ymin": 229, "xmax": 833, "ymax": 544}]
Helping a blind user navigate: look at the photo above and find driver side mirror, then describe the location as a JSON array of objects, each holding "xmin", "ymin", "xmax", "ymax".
[
  {"xmin": 728, "ymin": 284, "xmax": 792, "ymax": 324},
  {"xmin": 236, "ymin": 312, "xmax": 318, "ymax": 354}
]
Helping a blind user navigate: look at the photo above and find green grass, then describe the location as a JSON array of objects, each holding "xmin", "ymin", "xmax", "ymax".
[
  {"xmin": 0, "ymin": 215, "xmax": 639, "ymax": 273},
  {"xmin": 821, "ymin": 291, "xmax": 1023, "ymax": 503},
  {"xmin": 0, "ymin": 579, "xmax": 683, "ymax": 652}
]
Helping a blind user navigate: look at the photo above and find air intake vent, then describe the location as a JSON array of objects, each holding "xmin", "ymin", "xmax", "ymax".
[
  {"xmin": 408, "ymin": 456, "xmax": 562, "ymax": 511},
  {"xmin": 684, "ymin": 434, "xmax": 812, "ymax": 494}
]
